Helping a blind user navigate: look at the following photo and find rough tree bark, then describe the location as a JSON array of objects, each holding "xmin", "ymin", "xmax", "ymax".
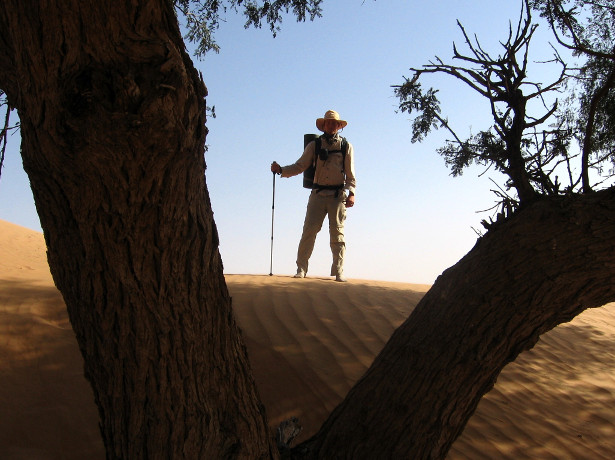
[
  {"xmin": 0, "ymin": 1, "xmax": 275, "ymax": 458},
  {"xmin": 295, "ymin": 188, "xmax": 615, "ymax": 459}
]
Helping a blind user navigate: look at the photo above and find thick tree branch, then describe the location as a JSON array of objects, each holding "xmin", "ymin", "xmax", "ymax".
[{"xmin": 297, "ymin": 188, "xmax": 615, "ymax": 459}]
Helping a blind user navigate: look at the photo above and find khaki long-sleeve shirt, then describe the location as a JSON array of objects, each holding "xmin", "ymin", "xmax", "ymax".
[{"xmin": 281, "ymin": 135, "xmax": 356, "ymax": 195}]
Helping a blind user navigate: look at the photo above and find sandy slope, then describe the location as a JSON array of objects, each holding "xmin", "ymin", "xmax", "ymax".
[{"xmin": 1, "ymin": 219, "xmax": 614, "ymax": 459}]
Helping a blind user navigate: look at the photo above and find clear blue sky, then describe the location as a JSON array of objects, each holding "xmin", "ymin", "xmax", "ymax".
[{"xmin": 0, "ymin": 0, "xmax": 564, "ymax": 283}]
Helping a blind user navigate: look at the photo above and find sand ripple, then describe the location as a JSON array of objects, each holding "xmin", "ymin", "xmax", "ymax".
[{"xmin": 1, "ymin": 219, "xmax": 614, "ymax": 459}]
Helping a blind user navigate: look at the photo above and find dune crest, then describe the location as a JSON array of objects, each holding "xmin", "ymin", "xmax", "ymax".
[{"xmin": 1, "ymin": 219, "xmax": 614, "ymax": 459}]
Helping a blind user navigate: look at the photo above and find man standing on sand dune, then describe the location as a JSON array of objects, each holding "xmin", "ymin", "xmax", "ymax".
[{"xmin": 271, "ymin": 110, "xmax": 356, "ymax": 282}]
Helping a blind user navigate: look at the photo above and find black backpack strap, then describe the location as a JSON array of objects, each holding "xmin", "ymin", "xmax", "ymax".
[
  {"xmin": 340, "ymin": 137, "xmax": 347, "ymax": 174},
  {"xmin": 313, "ymin": 136, "xmax": 321, "ymax": 168},
  {"xmin": 315, "ymin": 137, "xmax": 346, "ymax": 157},
  {"xmin": 314, "ymin": 136, "xmax": 348, "ymax": 171},
  {"xmin": 312, "ymin": 136, "xmax": 348, "ymax": 197}
]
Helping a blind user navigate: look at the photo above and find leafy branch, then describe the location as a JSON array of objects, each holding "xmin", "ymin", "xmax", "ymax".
[
  {"xmin": 532, "ymin": 0, "xmax": 615, "ymax": 191},
  {"xmin": 394, "ymin": 0, "xmax": 579, "ymax": 220},
  {"xmin": 174, "ymin": 0, "xmax": 323, "ymax": 56}
]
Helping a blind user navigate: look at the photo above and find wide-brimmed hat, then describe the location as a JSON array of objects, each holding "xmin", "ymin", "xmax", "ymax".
[{"xmin": 316, "ymin": 110, "xmax": 347, "ymax": 131}]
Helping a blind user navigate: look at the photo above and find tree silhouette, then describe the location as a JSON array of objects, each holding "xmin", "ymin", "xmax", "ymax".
[
  {"xmin": 1, "ymin": 0, "xmax": 614, "ymax": 459},
  {"xmin": 396, "ymin": 0, "xmax": 615, "ymax": 217},
  {"xmin": 531, "ymin": 0, "xmax": 615, "ymax": 192}
]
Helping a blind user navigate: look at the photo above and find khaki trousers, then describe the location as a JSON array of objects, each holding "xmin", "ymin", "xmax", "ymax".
[{"xmin": 296, "ymin": 191, "xmax": 347, "ymax": 276}]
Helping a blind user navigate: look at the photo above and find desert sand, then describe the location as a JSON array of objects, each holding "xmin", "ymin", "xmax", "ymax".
[{"xmin": 1, "ymin": 218, "xmax": 614, "ymax": 459}]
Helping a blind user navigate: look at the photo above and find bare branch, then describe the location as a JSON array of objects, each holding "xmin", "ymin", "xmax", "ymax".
[{"xmin": 0, "ymin": 92, "xmax": 12, "ymax": 182}]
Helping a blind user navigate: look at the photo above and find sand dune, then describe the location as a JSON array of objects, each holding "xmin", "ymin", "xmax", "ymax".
[{"xmin": 1, "ymin": 219, "xmax": 614, "ymax": 459}]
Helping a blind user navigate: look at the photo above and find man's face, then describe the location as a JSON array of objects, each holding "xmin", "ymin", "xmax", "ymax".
[{"xmin": 323, "ymin": 119, "xmax": 340, "ymax": 135}]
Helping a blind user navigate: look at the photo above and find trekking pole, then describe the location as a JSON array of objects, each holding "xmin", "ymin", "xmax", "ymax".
[{"xmin": 269, "ymin": 171, "xmax": 276, "ymax": 276}]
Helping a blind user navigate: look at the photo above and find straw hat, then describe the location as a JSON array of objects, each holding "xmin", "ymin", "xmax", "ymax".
[{"xmin": 316, "ymin": 110, "xmax": 347, "ymax": 131}]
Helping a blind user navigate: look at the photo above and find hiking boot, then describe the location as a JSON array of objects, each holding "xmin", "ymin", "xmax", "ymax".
[
  {"xmin": 335, "ymin": 274, "xmax": 347, "ymax": 282},
  {"xmin": 294, "ymin": 269, "xmax": 306, "ymax": 279}
]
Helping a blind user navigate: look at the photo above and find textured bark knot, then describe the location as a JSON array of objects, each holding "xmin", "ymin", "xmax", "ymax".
[
  {"xmin": 65, "ymin": 69, "xmax": 95, "ymax": 117},
  {"xmin": 276, "ymin": 416, "xmax": 302, "ymax": 454}
]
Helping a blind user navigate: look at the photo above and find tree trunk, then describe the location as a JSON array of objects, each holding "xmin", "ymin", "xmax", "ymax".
[
  {"xmin": 505, "ymin": 89, "xmax": 538, "ymax": 204},
  {"xmin": 0, "ymin": 1, "xmax": 275, "ymax": 458},
  {"xmin": 296, "ymin": 188, "xmax": 615, "ymax": 459}
]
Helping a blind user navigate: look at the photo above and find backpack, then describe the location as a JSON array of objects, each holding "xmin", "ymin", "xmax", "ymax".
[{"xmin": 302, "ymin": 134, "xmax": 348, "ymax": 189}]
